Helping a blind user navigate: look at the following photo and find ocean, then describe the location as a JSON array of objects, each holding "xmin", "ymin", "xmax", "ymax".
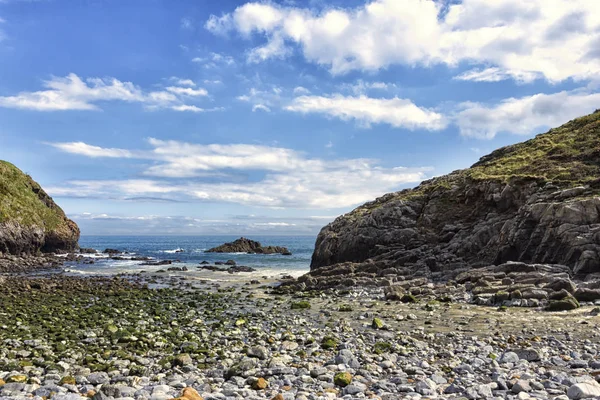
[{"xmin": 67, "ymin": 235, "xmax": 316, "ymax": 278}]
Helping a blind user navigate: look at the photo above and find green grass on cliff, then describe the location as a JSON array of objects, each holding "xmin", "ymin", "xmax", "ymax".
[
  {"xmin": 0, "ymin": 160, "xmax": 65, "ymax": 230},
  {"xmin": 355, "ymin": 110, "xmax": 600, "ymax": 213},
  {"xmin": 467, "ymin": 110, "xmax": 600, "ymax": 185}
]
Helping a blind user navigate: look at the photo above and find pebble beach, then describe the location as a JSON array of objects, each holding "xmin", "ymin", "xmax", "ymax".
[{"xmin": 2, "ymin": 256, "xmax": 600, "ymax": 400}]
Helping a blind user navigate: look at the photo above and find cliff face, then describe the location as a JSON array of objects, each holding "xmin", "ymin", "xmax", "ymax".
[
  {"xmin": 311, "ymin": 110, "xmax": 600, "ymax": 280},
  {"xmin": 0, "ymin": 161, "xmax": 79, "ymax": 255}
]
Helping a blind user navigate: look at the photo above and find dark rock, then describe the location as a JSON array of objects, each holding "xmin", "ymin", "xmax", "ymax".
[
  {"xmin": 227, "ymin": 266, "xmax": 256, "ymax": 273},
  {"xmin": 198, "ymin": 265, "xmax": 256, "ymax": 273},
  {"xmin": 384, "ymin": 286, "xmax": 404, "ymax": 301},
  {"xmin": 206, "ymin": 237, "xmax": 291, "ymax": 255},
  {"xmin": 544, "ymin": 278, "xmax": 577, "ymax": 294},
  {"xmin": 139, "ymin": 260, "xmax": 172, "ymax": 266},
  {"xmin": 103, "ymin": 248, "xmax": 121, "ymax": 255},
  {"xmin": 167, "ymin": 266, "xmax": 188, "ymax": 272},
  {"xmin": 309, "ymin": 111, "xmax": 600, "ymax": 281},
  {"xmin": 546, "ymin": 297, "xmax": 580, "ymax": 311},
  {"xmin": 549, "ymin": 289, "xmax": 571, "ymax": 300},
  {"xmin": 574, "ymin": 288, "xmax": 600, "ymax": 301},
  {"xmin": 225, "ymin": 260, "xmax": 237, "ymax": 265},
  {"xmin": 79, "ymin": 248, "xmax": 97, "ymax": 254}
]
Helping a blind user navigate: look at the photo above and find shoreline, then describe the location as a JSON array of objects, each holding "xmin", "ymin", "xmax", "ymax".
[{"xmin": 1, "ymin": 256, "xmax": 600, "ymax": 399}]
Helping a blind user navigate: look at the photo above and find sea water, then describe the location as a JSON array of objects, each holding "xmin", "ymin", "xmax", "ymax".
[{"xmin": 66, "ymin": 235, "xmax": 316, "ymax": 278}]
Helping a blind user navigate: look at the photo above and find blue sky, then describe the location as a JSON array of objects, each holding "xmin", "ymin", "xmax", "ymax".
[{"xmin": 1, "ymin": 0, "xmax": 599, "ymax": 235}]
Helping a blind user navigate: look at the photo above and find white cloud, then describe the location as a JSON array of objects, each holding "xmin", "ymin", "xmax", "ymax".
[
  {"xmin": 169, "ymin": 77, "xmax": 196, "ymax": 87},
  {"xmin": 165, "ymin": 86, "xmax": 208, "ymax": 97},
  {"xmin": 48, "ymin": 142, "xmax": 134, "ymax": 158},
  {"xmin": 454, "ymin": 67, "xmax": 541, "ymax": 83},
  {"xmin": 47, "ymin": 138, "xmax": 432, "ymax": 209},
  {"xmin": 247, "ymin": 33, "xmax": 290, "ymax": 62},
  {"xmin": 286, "ymin": 94, "xmax": 446, "ymax": 130},
  {"xmin": 455, "ymin": 89, "xmax": 600, "ymax": 138},
  {"xmin": 252, "ymin": 104, "xmax": 271, "ymax": 112},
  {"xmin": 0, "ymin": 73, "xmax": 215, "ymax": 112},
  {"xmin": 206, "ymin": 0, "xmax": 600, "ymax": 82},
  {"xmin": 237, "ymin": 87, "xmax": 282, "ymax": 111},
  {"xmin": 171, "ymin": 105, "xmax": 206, "ymax": 113},
  {"xmin": 293, "ymin": 86, "xmax": 310, "ymax": 95}
]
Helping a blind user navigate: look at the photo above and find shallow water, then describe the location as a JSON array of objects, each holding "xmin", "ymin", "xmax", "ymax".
[{"xmin": 67, "ymin": 235, "xmax": 315, "ymax": 278}]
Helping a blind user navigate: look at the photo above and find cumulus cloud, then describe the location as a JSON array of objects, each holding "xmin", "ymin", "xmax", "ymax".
[
  {"xmin": 206, "ymin": 0, "xmax": 600, "ymax": 82},
  {"xmin": 286, "ymin": 94, "xmax": 446, "ymax": 130},
  {"xmin": 46, "ymin": 138, "xmax": 432, "ymax": 209},
  {"xmin": 0, "ymin": 73, "xmax": 214, "ymax": 112},
  {"xmin": 455, "ymin": 90, "xmax": 600, "ymax": 138}
]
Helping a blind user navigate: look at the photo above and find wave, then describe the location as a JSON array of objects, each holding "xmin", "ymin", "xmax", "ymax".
[{"xmin": 160, "ymin": 248, "xmax": 185, "ymax": 254}]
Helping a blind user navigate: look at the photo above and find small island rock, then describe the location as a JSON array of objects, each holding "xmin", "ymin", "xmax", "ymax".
[{"xmin": 206, "ymin": 237, "xmax": 291, "ymax": 255}]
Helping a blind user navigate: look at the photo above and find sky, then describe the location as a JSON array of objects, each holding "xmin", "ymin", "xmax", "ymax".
[{"xmin": 0, "ymin": 0, "xmax": 599, "ymax": 236}]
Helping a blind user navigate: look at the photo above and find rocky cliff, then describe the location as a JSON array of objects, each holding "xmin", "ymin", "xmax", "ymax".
[
  {"xmin": 0, "ymin": 161, "xmax": 79, "ymax": 255},
  {"xmin": 310, "ymin": 110, "xmax": 600, "ymax": 282}
]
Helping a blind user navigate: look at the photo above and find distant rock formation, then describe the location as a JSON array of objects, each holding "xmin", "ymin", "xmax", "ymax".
[
  {"xmin": 309, "ymin": 110, "xmax": 600, "ymax": 284},
  {"xmin": 0, "ymin": 161, "xmax": 79, "ymax": 255},
  {"xmin": 206, "ymin": 237, "xmax": 292, "ymax": 255}
]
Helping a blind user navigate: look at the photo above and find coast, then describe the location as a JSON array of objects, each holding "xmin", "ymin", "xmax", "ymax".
[{"xmin": 1, "ymin": 255, "xmax": 600, "ymax": 400}]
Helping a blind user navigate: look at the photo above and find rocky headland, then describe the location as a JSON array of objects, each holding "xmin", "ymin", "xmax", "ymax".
[
  {"xmin": 206, "ymin": 238, "xmax": 292, "ymax": 255},
  {"xmin": 0, "ymin": 160, "xmax": 79, "ymax": 256},
  {"xmin": 299, "ymin": 110, "xmax": 600, "ymax": 297}
]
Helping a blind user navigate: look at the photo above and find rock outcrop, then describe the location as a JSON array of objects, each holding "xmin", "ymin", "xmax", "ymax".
[
  {"xmin": 206, "ymin": 237, "xmax": 291, "ymax": 255},
  {"xmin": 0, "ymin": 161, "xmax": 79, "ymax": 255},
  {"xmin": 310, "ymin": 110, "xmax": 600, "ymax": 282}
]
